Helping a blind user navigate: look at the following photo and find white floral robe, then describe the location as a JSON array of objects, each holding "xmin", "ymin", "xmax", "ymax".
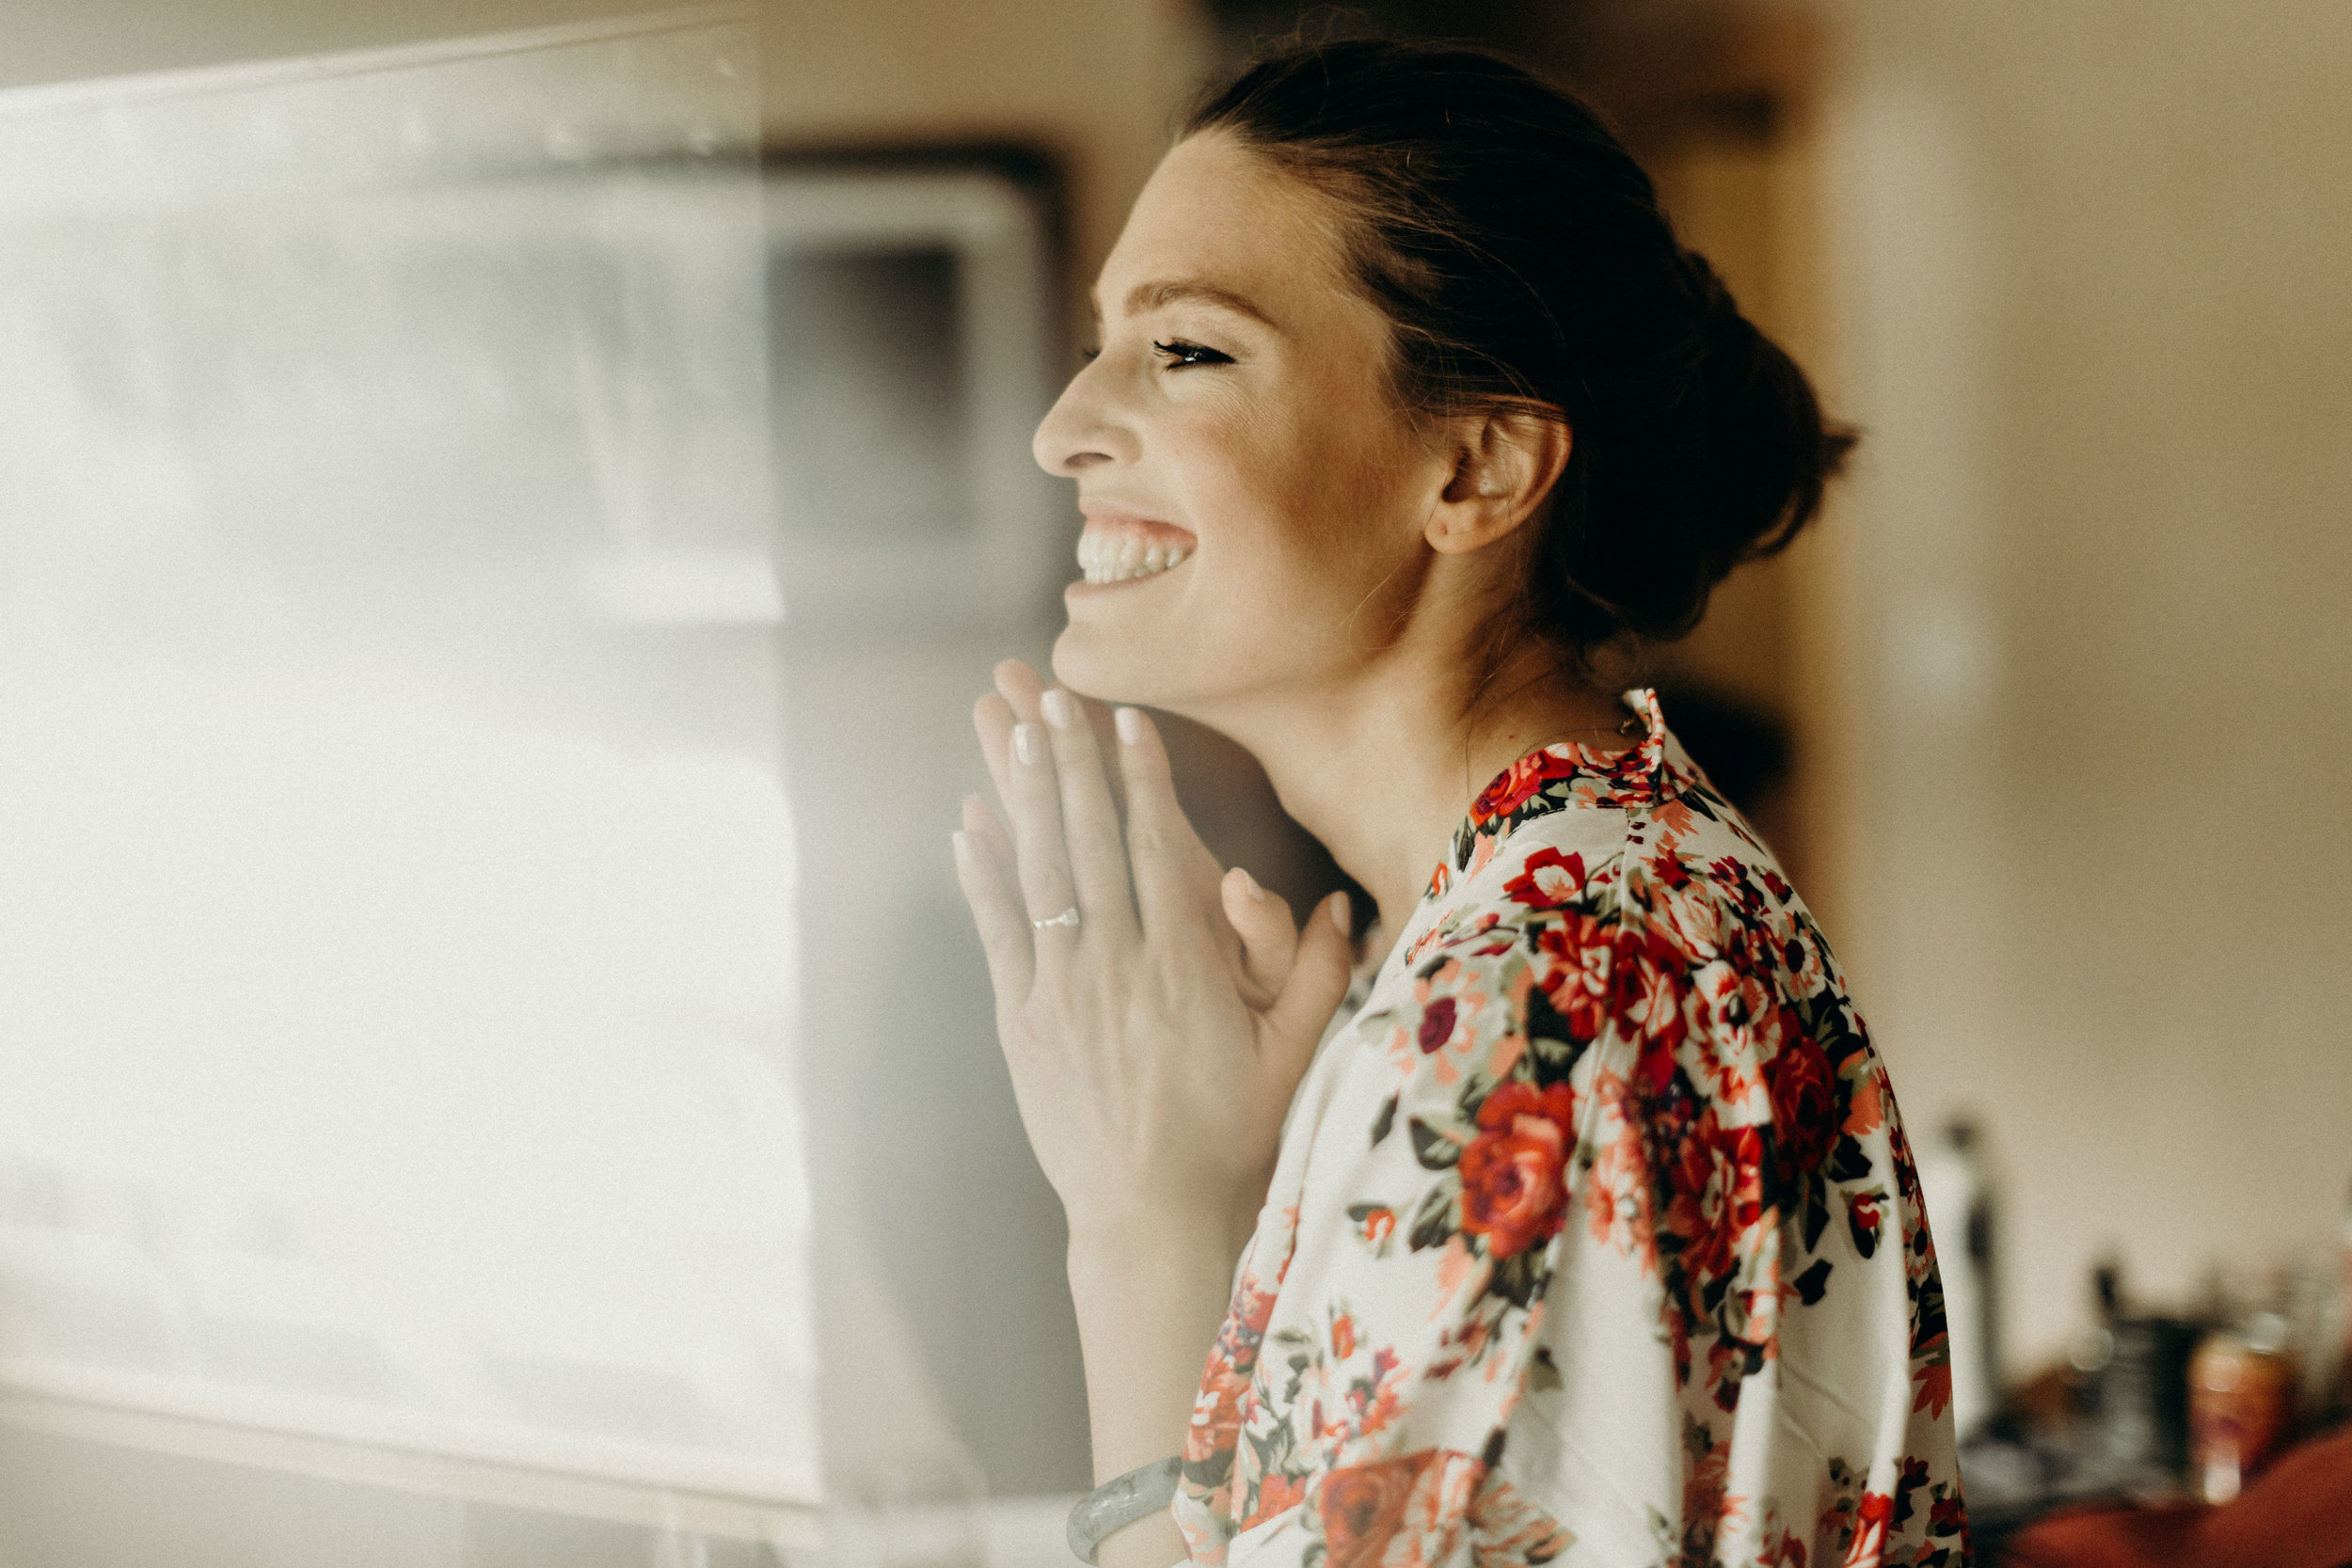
[{"xmin": 1172, "ymin": 690, "xmax": 1967, "ymax": 1568}]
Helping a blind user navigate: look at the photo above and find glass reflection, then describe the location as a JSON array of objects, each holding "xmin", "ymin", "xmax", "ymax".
[{"xmin": 0, "ymin": 8, "xmax": 815, "ymax": 1527}]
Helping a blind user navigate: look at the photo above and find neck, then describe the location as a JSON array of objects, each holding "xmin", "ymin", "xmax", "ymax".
[{"xmin": 1192, "ymin": 637, "xmax": 1631, "ymax": 940}]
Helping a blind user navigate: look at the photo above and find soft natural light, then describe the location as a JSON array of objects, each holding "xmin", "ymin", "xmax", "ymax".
[{"xmin": 0, "ymin": 8, "xmax": 817, "ymax": 1507}]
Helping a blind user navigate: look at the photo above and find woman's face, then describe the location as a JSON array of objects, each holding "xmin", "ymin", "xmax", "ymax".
[{"xmin": 1035, "ymin": 132, "xmax": 1450, "ymax": 719}]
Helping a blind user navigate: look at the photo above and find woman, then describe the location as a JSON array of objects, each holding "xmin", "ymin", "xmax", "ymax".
[{"xmin": 951, "ymin": 38, "xmax": 1966, "ymax": 1568}]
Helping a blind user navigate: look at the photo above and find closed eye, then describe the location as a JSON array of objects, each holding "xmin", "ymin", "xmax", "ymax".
[
  {"xmin": 1152, "ymin": 338, "xmax": 1232, "ymax": 369},
  {"xmin": 1074, "ymin": 340, "xmax": 1235, "ymax": 369}
]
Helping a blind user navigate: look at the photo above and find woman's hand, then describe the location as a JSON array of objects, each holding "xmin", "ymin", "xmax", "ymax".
[{"xmin": 952, "ymin": 659, "xmax": 1354, "ymax": 1245}]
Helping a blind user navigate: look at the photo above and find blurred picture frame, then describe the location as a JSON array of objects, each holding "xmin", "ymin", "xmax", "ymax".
[{"xmin": 765, "ymin": 149, "xmax": 1072, "ymax": 637}]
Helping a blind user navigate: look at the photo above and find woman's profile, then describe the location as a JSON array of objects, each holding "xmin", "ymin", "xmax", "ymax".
[{"xmin": 950, "ymin": 37, "xmax": 1966, "ymax": 1568}]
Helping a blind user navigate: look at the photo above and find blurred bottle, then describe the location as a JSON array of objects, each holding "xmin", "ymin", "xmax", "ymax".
[
  {"xmin": 2281, "ymin": 1232, "xmax": 2344, "ymax": 1425},
  {"xmin": 2188, "ymin": 1268, "xmax": 2299, "ymax": 1505},
  {"xmin": 2067, "ymin": 1258, "xmax": 2201, "ymax": 1493}
]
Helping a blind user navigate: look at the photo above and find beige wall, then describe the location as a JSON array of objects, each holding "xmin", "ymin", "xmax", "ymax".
[
  {"xmin": 767, "ymin": 0, "xmax": 1210, "ymax": 356},
  {"xmin": 1820, "ymin": 0, "xmax": 2352, "ymax": 1370}
]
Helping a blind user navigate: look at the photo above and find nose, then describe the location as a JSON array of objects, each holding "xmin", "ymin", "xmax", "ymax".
[{"xmin": 1031, "ymin": 356, "xmax": 1137, "ymax": 477}]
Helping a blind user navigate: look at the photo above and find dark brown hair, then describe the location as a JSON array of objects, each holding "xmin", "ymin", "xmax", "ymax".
[{"xmin": 1184, "ymin": 38, "xmax": 1854, "ymax": 659}]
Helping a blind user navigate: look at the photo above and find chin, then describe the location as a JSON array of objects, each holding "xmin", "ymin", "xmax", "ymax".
[
  {"xmin": 1056, "ymin": 614, "xmax": 1231, "ymax": 715},
  {"xmin": 1048, "ymin": 620, "xmax": 1157, "ymax": 706}
]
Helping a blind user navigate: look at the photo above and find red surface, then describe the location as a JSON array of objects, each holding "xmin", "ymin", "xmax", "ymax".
[{"xmin": 2003, "ymin": 1429, "xmax": 2352, "ymax": 1568}]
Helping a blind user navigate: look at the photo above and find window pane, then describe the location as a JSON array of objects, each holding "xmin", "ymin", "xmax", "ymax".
[{"xmin": 0, "ymin": 15, "xmax": 817, "ymax": 1506}]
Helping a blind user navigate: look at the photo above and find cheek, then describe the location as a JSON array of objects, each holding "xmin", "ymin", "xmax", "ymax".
[{"xmin": 1175, "ymin": 398, "xmax": 1406, "ymax": 599}]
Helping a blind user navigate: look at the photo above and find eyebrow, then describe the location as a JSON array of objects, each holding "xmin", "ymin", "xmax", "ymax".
[{"xmin": 1089, "ymin": 277, "xmax": 1283, "ymax": 334}]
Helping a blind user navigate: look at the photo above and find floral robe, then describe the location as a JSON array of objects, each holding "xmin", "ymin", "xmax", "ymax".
[{"xmin": 1172, "ymin": 690, "xmax": 1967, "ymax": 1567}]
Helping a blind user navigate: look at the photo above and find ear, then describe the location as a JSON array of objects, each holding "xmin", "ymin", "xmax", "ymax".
[{"xmin": 1425, "ymin": 408, "xmax": 1572, "ymax": 557}]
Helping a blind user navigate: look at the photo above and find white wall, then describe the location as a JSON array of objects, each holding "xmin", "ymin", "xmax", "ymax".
[{"xmin": 1821, "ymin": 0, "xmax": 2352, "ymax": 1371}]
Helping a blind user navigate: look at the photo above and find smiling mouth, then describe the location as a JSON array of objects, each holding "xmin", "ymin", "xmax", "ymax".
[{"xmin": 1074, "ymin": 524, "xmax": 1196, "ymax": 585}]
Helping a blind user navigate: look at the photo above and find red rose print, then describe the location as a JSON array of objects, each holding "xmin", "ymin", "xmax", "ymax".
[
  {"xmin": 1244, "ymin": 1468, "xmax": 1309, "ymax": 1531},
  {"xmin": 1669, "ymin": 1119, "xmax": 1766, "ymax": 1288},
  {"xmin": 1317, "ymin": 1452, "xmax": 1438, "ymax": 1568},
  {"xmin": 1842, "ymin": 1490, "xmax": 1893, "ymax": 1567},
  {"xmin": 1768, "ymin": 1034, "xmax": 1837, "ymax": 1179},
  {"xmin": 1459, "ymin": 1081, "xmax": 1577, "ymax": 1259},
  {"xmin": 1332, "ymin": 1311, "xmax": 1357, "ymax": 1360},
  {"xmin": 1534, "ymin": 913, "xmax": 1613, "ymax": 1041},
  {"xmin": 1189, "ymin": 1355, "xmax": 1251, "ymax": 1465},
  {"xmin": 1471, "ymin": 749, "xmax": 1578, "ymax": 823},
  {"xmin": 1613, "ymin": 932, "xmax": 1690, "ymax": 1052},
  {"xmin": 1419, "ymin": 995, "xmax": 1458, "ymax": 1053},
  {"xmin": 1849, "ymin": 1189, "xmax": 1883, "ymax": 1256},
  {"xmin": 1503, "ymin": 846, "xmax": 1586, "ymax": 909}
]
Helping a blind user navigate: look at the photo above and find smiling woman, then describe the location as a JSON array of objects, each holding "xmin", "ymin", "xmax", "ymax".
[{"xmin": 953, "ymin": 37, "xmax": 1963, "ymax": 1568}]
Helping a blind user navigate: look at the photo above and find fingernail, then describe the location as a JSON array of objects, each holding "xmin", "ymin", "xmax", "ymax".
[
  {"xmin": 1013, "ymin": 722, "xmax": 1041, "ymax": 766},
  {"xmin": 951, "ymin": 829, "xmax": 972, "ymax": 865},
  {"xmin": 1115, "ymin": 706, "xmax": 1144, "ymax": 746},
  {"xmin": 1328, "ymin": 891, "xmax": 1351, "ymax": 934},
  {"xmin": 1041, "ymin": 689, "xmax": 1076, "ymax": 730},
  {"xmin": 1235, "ymin": 866, "xmax": 1265, "ymax": 900}
]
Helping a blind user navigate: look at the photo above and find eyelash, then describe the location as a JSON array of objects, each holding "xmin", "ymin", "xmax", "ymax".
[{"xmin": 1079, "ymin": 339, "xmax": 1233, "ymax": 369}]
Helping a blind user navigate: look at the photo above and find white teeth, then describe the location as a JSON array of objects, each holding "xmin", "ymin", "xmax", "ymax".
[{"xmin": 1074, "ymin": 531, "xmax": 1194, "ymax": 585}]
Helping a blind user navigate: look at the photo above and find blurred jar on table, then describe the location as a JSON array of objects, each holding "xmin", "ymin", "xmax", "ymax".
[{"xmin": 2189, "ymin": 1285, "xmax": 2298, "ymax": 1504}]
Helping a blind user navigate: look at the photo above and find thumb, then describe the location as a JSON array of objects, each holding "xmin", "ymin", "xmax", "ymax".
[
  {"xmin": 1260, "ymin": 891, "xmax": 1355, "ymax": 1084},
  {"xmin": 1221, "ymin": 866, "xmax": 1298, "ymax": 1007}
]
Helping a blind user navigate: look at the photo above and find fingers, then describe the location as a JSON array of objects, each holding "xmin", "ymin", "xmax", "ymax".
[
  {"xmin": 1040, "ymin": 686, "xmax": 1138, "ymax": 944},
  {"xmin": 974, "ymin": 691, "xmax": 1017, "ymax": 810},
  {"xmin": 1110, "ymin": 705, "xmax": 1216, "ymax": 942},
  {"xmin": 1221, "ymin": 866, "xmax": 1297, "ymax": 1008},
  {"xmin": 1261, "ymin": 891, "xmax": 1356, "ymax": 1085},
  {"xmin": 977, "ymin": 658, "xmax": 1046, "ymax": 814},
  {"xmin": 952, "ymin": 796, "xmax": 1032, "ymax": 1000},
  {"xmin": 1000, "ymin": 715, "xmax": 1081, "ymax": 959}
]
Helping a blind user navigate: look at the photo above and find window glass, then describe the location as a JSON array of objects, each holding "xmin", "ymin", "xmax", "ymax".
[{"xmin": 0, "ymin": 13, "xmax": 816, "ymax": 1506}]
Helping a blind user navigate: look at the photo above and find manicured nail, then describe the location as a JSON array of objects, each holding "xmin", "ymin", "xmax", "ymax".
[
  {"xmin": 1041, "ymin": 689, "xmax": 1076, "ymax": 730},
  {"xmin": 1013, "ymin": 722, "xmax": 1041, "ymax": 766},
  {"xmin": 951, "ymin": 829, "xmax": 972, "ymax": 865},
  {"xmin": 1328, "ymin": 890, "xmax": 1351, "ymax": 934},
  {"xmin": 1115, "ymin": 706, "xmax": 1144, "ymax": 746},
  {"xmin": 1235, "ymin": 866, "xmax": 1265, "ymax": 900}
]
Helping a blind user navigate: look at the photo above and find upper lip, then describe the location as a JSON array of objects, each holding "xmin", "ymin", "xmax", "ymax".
[{"xmin": 1077, "ymin": 502, "xmax": 1196, "ymax": 540}]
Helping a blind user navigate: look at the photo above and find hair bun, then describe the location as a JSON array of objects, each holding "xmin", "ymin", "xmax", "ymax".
[{"xmin": 1680, "ymin": 251, "xmax": 1854, "ymax": 575}]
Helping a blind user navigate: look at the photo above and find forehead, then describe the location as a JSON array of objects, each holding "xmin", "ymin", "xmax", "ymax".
[{"xmin": 1093, "ymin": 132, "xmax": 1359, "ymax": 325}]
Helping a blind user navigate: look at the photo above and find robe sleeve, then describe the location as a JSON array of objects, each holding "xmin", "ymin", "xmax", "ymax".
[{"xmin": 1176, "ymin": 931, "xmax": 1585, "ymax": 1567}]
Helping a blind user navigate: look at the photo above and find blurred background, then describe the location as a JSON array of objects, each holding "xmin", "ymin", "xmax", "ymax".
[{"xmin": 0, "ymin": 0, "xmax": 2347, "ymax": 1564}]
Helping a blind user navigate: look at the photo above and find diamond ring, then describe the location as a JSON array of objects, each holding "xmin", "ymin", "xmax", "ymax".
[{"xmin": 1030, "ymin": 906, "xmax": 1081, "ymax": 931}]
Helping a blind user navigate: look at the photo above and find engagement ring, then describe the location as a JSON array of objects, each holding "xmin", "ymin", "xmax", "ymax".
[{"xmin": 1030, "ymin": 906, "xmax": 1082, "ymax": 931}]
